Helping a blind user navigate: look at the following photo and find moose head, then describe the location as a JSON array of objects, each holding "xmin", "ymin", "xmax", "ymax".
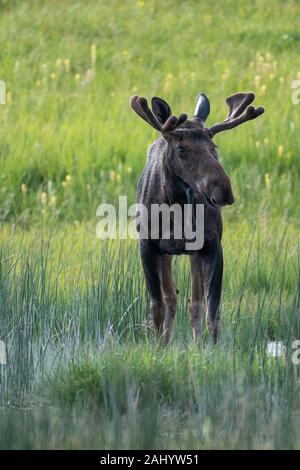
[{"xmin": 130, "ymin": 92, "xmax": 264, "ymax": 208}]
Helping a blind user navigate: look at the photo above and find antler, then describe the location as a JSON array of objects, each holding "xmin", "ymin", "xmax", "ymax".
[
  {"xmin": 129, "ymin": 95, "xmax": 187, "ymax": 133},
  {"xmin": 207, "ymin": 92, "xmax": 264, "ymax": 138},
  {"xmin": 130, "ymin": 95, "xmax": 162, "ymax": 131}
]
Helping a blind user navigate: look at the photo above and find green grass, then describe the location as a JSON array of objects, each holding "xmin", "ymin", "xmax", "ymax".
[
  {"xmin": 0, "ymin": 226, "xmax": 300, "ymax": 449},
  {"xmin": 0, "ymin": 0, "xmax": 300, "ymax": 450}
]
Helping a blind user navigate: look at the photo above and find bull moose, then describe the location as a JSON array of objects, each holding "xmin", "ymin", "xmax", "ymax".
[{"xmin": 130, "ymin": 92, "xmax": 264, "ymax": 344}]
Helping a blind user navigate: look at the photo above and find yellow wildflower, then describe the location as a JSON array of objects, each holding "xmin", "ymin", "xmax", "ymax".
[
  {"xmin": 259, "ymin": 84, "xmax": 267, "ymax": 96},
  {"xmin": 91, "ymin": 44, "xmax": 97, "ymax": 67},
  {"xmin": 203, "ymin": 14, "xmax": 212, "ymax": 25},
  {"xmin": 163, "ymin": 73, "xmax": 173, "ymax": 94},
  {"xmin": 266, "ymin": 52, "xmax": 272, "ymax": 61},
  {"xmin": 254, "ymin": 75, "xmax": 261, "ymax": 87},
  {"xmin": 222, "ymin": 69, "xmax": 229, "ymax": 81},
  {"xmin": 277, "ymin": 145, "xmax": 284, "ymax": 158},
  {"xmin": 64, "ymin": 59, "xmax": 70, "ymax": 72},
  {"xmin": 165, "ymin": 73, "xmax": 173, "ymax": 81},
  {"xmin": 40, "ymin": 192, "xmax": 47, "ymax": 205},
  {"xmin": 264, "ymin": 173, "xmax": 271, "ymax": 189},
  {"xmin": 49, "ymin": 195, "xmax": 57, "ymax": 207},
  {"xmin": 6, "ymin": 91, "xmax": 12, "ymax": 104},
  {"xmin": 21, "ymin": 183, "xmax": 28, "ymax": 194}
]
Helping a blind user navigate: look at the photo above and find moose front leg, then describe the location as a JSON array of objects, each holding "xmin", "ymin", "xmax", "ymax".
[
  {"xmin": 161, "ymin": 255, "xmax": 177, "ymax": 345},
  {"xmin": 140, "ymin": 241, "xmax": 165, "ymax": 336},
  {"xmin": 201, "ymin": 242, "xmax": 223, "ymax": 344},
  {"xmin": 189, "ymin": 254, "xmax": 204, "ymax": 341}
]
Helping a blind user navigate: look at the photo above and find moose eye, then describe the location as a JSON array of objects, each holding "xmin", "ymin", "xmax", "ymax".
[{"xmin": 177, "ymin": 146, "xmax": 187, "ymax": 158}]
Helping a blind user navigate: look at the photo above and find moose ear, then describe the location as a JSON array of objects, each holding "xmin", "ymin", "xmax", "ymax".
[
  {"xmin": 151, "ymin": 97, "xmax": 172, "ymax": 125},
  {"xmin": 194, "ymin": 93, "xmax": 210, "ymax": 124}
]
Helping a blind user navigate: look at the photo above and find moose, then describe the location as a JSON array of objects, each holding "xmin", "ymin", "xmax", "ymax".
[{"xmin": 130, "ymin": 91, "xmax": 264, "ymax": 344}]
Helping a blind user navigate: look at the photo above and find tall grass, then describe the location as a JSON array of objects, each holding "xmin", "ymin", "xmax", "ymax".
[
  {"xmin": 1, "ymin": 0, "xmax": 300, "ymax": 449},
  {"xmin": 0, "ymin": 222, "xmax": 299, "ymax": 449}
]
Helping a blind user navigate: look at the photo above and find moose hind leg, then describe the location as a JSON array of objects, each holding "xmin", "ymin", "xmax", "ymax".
[
  {"xmin": 140, "ymin": 241, "xmax": 164, "ymax": 335},
  {"xmin": 189, "ymin": 254, "xmax": 205, "ymax": 341},
  {"xmin": 161, "ymin": 255, "xmax": 177, "ymax": 345},
  {"xmin": 201, "ymin": 243, "xmax": 223, "ymax": 343}
]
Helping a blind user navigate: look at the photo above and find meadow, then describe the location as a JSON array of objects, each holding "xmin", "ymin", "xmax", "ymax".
[{"xmin": 0, "ymin": 0, "xmax": 300, "ymax": 449}]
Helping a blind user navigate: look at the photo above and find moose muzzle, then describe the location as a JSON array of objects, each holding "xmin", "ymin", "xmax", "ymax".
[
  {"xmin": 198, "ymin": 163, "xmax": 235, "ymax": 208},
  {"xmin": 207, "ymin": 173, "xmax": 234, "ymax": 207}
]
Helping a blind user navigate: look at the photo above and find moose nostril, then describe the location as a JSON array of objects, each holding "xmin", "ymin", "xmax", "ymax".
[
  {"xmin": 211, "ymin": 196, "xmax": 218, "ymax": 206},
  {"xmin": 223, "ymin": 195, "xmax": 234, "ymax": 206}
]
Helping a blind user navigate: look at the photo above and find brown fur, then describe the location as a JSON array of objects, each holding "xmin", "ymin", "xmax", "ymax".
[{"xmin": 130, "ymin": 92, "xmax": 264, "ymax": 344}]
